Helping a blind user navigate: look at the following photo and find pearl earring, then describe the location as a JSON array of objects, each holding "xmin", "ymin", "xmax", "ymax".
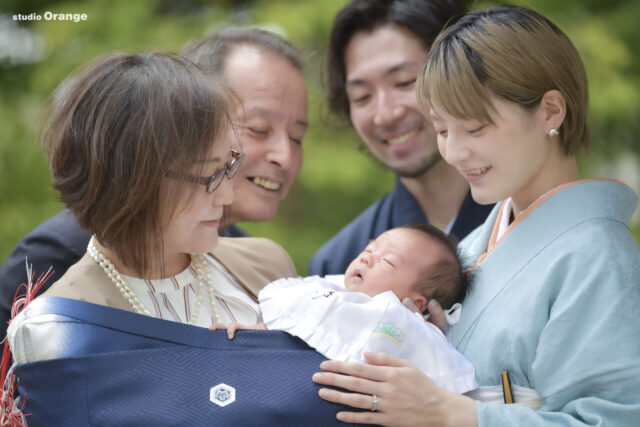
[{"xmin": 548, "ymin": 128, "xmax": 560, "ymax": 138}]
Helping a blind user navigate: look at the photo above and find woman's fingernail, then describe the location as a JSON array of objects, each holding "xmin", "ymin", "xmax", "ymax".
[
  {"xmin": 313, "ymin": 373, "xmax": 325, "ymax": 382},
  {"xmin": 428, "ymin": 299, "xmax": 440, "ymax": 308}
]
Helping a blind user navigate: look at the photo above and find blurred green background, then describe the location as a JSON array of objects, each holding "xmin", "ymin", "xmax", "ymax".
[{"xmin": 1, "ymin": 0, "xmax": 639, "ymax": 274}]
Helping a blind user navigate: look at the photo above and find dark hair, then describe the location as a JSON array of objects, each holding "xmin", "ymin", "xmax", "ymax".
[
  {"xmin": 41, "ymin": 52, "xmax": 233, "ymax": 276},
  {"xmin": 402, "ymin": 223, "xmax": 469, "ymax": 310},
  {"xmin": 180, "ymin": 27, "xmax": 302, "ymax": 78},
  {"xmin": 417, "ymin": 5, "xmax": 589, "ymax": 154},
  {"xmin": 326, "ymin": 0, "xmax": 467, "ymax": 122}
]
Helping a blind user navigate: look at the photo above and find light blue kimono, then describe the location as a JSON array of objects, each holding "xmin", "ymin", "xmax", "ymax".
[{"xmin": 452, "ymin": 179, "xmax": 640, "ymax": 426}]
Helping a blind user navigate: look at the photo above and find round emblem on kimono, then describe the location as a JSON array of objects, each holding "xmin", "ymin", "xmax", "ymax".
[{"xmin": 210, "ymin": 383, "xmax": 236, "ymax": 407}]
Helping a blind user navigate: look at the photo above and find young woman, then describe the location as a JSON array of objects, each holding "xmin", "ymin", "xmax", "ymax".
[{"xmin": 313, "ymin": 6, "xmax": 640, "ymax": 426}]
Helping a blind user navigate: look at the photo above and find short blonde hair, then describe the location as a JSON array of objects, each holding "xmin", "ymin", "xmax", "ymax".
[{"xmin": 417, "ymin": 5, "xmax": 589, "ymax": 154}]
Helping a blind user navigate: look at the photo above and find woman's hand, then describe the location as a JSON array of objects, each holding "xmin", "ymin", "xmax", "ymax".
[{"xmin": 312, "ymin": 352, "xmax": 477, "ymax": 427}]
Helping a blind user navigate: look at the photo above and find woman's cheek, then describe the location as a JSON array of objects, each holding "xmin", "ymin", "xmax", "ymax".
[{"xmin": 436, "ymin": 136, "xmax": 447, "ymax": 160}]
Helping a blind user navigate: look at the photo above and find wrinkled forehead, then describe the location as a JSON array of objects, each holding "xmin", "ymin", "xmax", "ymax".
[{"xmin": 227, "ymin": 59, "xmax": 308, "ymax": 128}]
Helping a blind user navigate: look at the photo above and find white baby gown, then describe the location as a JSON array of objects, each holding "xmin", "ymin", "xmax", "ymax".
[{"xmin": 259, "ymin": 275, "xmax": 477, "ymax": 394}]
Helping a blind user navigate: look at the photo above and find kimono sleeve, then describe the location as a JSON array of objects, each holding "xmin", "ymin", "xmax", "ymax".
[{"xmin": 477, "ymin": 223, "xmax": 640, "ymax": 426}]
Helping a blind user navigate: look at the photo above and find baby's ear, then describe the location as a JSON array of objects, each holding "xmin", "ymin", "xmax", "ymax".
[{"xmin": 413, "ymin": 295, "xmax": 428, "ymax": 313}]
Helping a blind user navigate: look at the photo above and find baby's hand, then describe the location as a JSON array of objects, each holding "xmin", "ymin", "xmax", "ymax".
[
  {"xmin": 225, "ymin": 322, "xmax": 267, "ymax": 340},
  {"xmin": 209, "ymin": 322, "xmax": 228, "ymax": 331}
]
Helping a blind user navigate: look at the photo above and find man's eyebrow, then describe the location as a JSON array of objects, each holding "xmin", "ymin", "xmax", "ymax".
[
  {"xmin": 346, "ymin": 78, "xmax": 367, "ymax": 87},
  {"xmin": 384, "ymin": 61, "xmax": 419, "ymax": 77},
  {"xmin": 346, "ymin": 61, "xmax": 419, "ymax": 87},
  {"xmin": 244, "ymin": 107, "xmax": 308, "ymax": 129},
  {"xmin": 243, "ymin": 107, "xmax": 274, "ymax": 118}
]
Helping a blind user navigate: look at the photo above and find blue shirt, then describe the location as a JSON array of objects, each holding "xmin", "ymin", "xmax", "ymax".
[{"xmin": 308, "ymin": 178, "xmax": 493, "ymax": 275}]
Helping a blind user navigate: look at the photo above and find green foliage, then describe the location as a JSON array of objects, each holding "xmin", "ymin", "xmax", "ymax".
[
  {"xmin": 1, "ymin": 0, "xmax": 638, "ymax": 275},
  {"xmin": 632, "ymin": 223, "xmax": 640, "ymax": 243}
]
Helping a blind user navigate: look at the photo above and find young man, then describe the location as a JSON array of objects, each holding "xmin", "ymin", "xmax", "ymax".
[
  {"xmin": 308, "ymin": 0, "xmax": 493, "ymax": 276},
  {"xmin": 0, "ymin": 28, "xmax": 308, "ymax": 336}
]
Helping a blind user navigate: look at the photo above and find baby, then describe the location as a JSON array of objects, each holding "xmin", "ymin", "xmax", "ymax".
[{"xmin": 225, "ymin": 224, "xmax": 477, "ymax": 393}]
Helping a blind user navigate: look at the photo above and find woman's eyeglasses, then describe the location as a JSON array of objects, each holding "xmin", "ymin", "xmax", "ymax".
[{"xmin": 167, "ymin": 149, "xmax": 244, "ymax": 193}]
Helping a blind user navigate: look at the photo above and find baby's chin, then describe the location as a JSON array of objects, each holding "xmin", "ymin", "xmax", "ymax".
[{"xmin": 343, "ymin": 275, "xmax": 363, "ymax": 292}]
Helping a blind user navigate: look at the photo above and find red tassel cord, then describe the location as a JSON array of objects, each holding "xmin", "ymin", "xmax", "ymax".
[{"xmin": 0, "ymin": 260, "xmax": 54, "ymax": 427}]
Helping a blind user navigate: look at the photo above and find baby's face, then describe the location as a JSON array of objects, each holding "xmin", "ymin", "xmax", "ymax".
[{"xmin": 344, "ymin": 228, "xmax": 440, "ymax": 300}]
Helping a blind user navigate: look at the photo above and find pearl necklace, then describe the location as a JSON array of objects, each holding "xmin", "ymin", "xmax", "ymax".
[{"xmin": 88, "ymin": 236, "xmax": 221, "ymax": 325}]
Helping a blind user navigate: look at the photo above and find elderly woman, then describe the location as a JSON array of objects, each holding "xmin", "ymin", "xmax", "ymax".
[
  {"xmin": 0, "ymin": 28, "xmax": 308, "ymax": 337},
  {"xmin": 313, "ymin": 5, "xmax": 640, "ymax": 426},
  {"xmin": 4, "ymin": 52, "xmax": 342, "ymax": 425},
  {"xmin": 8, "ymin": 51, "xmax": 293, "ymax": 335}
]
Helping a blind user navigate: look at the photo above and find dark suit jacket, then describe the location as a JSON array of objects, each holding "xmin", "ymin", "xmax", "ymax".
[{"xmin": 0, "ymin": 210, "xmax": 88, "ymax": 337}]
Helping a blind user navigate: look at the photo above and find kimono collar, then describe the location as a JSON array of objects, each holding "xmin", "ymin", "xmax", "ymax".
[
  {"xmin": 468, "ymin": 178, "xmax": 636, "ymax": 274},
  {"xmin": 453, "ymin": 178, "xmax": 638, "ymax": 345}
]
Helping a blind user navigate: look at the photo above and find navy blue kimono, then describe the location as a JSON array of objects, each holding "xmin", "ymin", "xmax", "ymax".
[{"xmin": 8, "ymin": 297, "xmax": 363, "ymax": 426}]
